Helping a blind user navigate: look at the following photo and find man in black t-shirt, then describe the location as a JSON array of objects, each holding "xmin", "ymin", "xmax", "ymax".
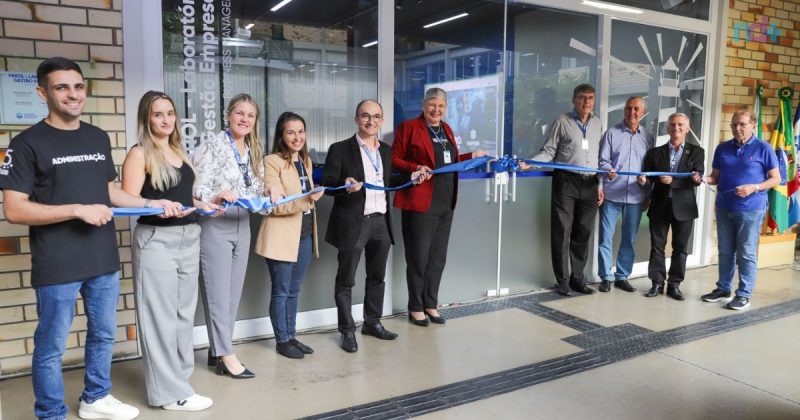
[{"xmin": 0, "ymin": 57, "xmax": 181, "ymax": 420}]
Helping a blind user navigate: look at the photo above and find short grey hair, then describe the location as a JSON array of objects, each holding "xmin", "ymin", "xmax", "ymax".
[
  {"xmin": 668, "ymin": 112, "xmax": 689, "ymax": 124},
  {"xmin": 423, "ymin": 87, "xmax": 447, "ymax": 104}
]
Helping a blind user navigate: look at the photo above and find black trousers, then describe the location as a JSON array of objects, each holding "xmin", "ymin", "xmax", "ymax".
[
  {"xmin": 648, "ymin": 200, "xmax": 694, "ymax": 286},
  {"xmin": 334, "ymin": 215, "xmax": 392, "ymax": 333},
  {"xmin": 550, "ymin": 170, "xmax": 599, "ymax": 289},
  {"xmin": 401, "ymin": 208, "xmax": 454, "ymax": 312}
]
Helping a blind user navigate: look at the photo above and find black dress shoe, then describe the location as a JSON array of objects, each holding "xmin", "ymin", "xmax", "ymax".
[
  {"xmin": 340, "ymin": 332, "xmax": 358, "ymax": 352},
  {"xmin": 425, "ymin": 311, "xmax": 446, "ymax": 325},
  {"xmin": 599, "ymin": 280, "xmax": 611, "ymax": 293},
  {"xmin": 215, "ymin": 359, "xmax": 255, "ymax": 379},
  {"xmin": 408, "ymin": 313, "xmax": 430, "ymax": 327},
  {"xmin": 276, "ymin": 341, "xmax": 305, "ymax": 359},
  {"xmin": 289, "ymin": 338, "xmax": 314, "ymax": 354},
  {"xmin": 644, "ymin": 285, "xmax": 664, "ymax": 297},
  {"xmin": 614, "ymin": 280, "xmax": 636, "ymax": 293},
  {"xmin": 362, "ymin": 323, "xmax": 399, "ymax": 340},
  {"xmin": 556, "ymin": 287, "xmax": 575, "ymax": 297},
  {"xmin": 666, "ymin": 285, "xmax": 685, "ymax": 301},
  {"xmin": 207, "ymin": 349, "xmax": 218, "ymax": 367},
  {"xmin": 571, "ymin": 284, "xmax": 596, "ymax": 295}
]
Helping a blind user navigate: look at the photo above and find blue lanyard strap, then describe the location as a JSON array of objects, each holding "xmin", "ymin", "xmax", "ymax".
[
  {"xmin": 570, "ymin": 111, "xmax": 590, "ymax": 137},
  {"xmin": 226, "ymin": 131, "xmax": 249, "ymax": 167},
  {"xmin": 359, "ymin": 142, "xmax": 382, "ymax": 175},
  {"xmin": 426, "ymin": 123, "xmax": 449, "ymax": 150}
]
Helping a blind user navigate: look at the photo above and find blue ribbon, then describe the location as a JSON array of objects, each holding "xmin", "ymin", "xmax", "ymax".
[
  {"xmin": 113, "ymin": 155, "xmax": 694, "ymax": 217},
  {"xmin": 517, "ymin": 158, "xmax": 694, "ymax": 177}
]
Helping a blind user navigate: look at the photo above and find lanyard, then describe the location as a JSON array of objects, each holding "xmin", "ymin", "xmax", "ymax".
[
  {"xmin": 670, "ymin": 145, "xmax": 683, "ymax": 171},
  {"xmin": 295, "ymin": 160, "xmax": 309, "ymax": 193},
  {"xmin": 570, "ymin": 111, "xmax": 590, "ymax": 137},
  {"xmin": 427, "ymin": 123, "xmax": 449, "ymax": 151},
  {"xmin": 359, "ymin": 141, "xmax": 382, "ymax": 175},
  {"xmin": 226, "ymin": 131, "xmax": 249, "ymax": 169}
]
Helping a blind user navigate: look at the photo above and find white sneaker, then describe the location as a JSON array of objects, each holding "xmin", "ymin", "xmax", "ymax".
[
  {"xmin": 162, "ymin": 394, "xmax": 213, "ymax": 412},
  {"xmin": 78, "ymin": 394, "xmax": 139, "ymax": 420}
]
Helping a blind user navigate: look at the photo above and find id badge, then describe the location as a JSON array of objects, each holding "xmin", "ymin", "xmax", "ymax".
[
  {"xmin": 581, "ymin": 138, "xmax": 589, "ymax": 150},
  {"xmin": 443, "ymin": 150, "xmax": 452, "ymax": 164}
]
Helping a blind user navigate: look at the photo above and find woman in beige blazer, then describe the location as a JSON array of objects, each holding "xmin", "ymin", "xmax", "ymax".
[{"xmin": 255, "ymin": 111, "xmax": 323, "ymax": 359}]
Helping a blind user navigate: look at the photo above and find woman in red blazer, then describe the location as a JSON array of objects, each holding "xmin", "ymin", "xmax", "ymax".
[{"xmin": 392, "ymin": 87, "xmax": 486, "ymax": 326}]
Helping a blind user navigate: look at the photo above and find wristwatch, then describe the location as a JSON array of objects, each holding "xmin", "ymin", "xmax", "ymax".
[
  {"xmin": 754, "ymin": 184, "xmax": 760, "ymax": 192},
  {"xmin": 144, "ymin": 199, "xmax": 152, "ymax": 208}
]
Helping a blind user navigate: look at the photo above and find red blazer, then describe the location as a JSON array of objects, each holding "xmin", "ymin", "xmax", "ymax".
[{"xmin": 392, "ymin": 113, "xmax": 473, "ymax": 212}]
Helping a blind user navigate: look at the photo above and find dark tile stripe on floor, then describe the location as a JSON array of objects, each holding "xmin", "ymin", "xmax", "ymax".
[{"xmin": 302, "ymin": 296, "xmax": 800, "ymax": 419}]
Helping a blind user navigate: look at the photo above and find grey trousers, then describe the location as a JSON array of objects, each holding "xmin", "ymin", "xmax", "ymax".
[
  {"xmin": 198, "ymin": 207, "xmax": 250, "ymax": 357},
  {"xmin": 132, "ymin": 223, "xmax": 200, "ymax": 406}
]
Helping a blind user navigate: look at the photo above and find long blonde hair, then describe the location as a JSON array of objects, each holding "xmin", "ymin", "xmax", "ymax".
[
  {"xmin": 226, "ymin": 93, "xmax": 264, "ymax": 179},
  {"xmin": 136, "ymin": 90, "xmax": 194, "ymax": 191}
]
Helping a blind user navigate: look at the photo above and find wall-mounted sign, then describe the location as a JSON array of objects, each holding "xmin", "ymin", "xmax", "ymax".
[{"xmin": 0, "ymin": 71, "xmax": 48, "ymax": 125}]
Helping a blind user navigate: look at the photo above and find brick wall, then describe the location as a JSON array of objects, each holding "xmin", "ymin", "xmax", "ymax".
[
  {"xmin": 0, "ymin": 0, "xmax": 135, "ymax": 376},
  {"xmin": 723, "ymin": 0, "xmax": 799, "ymax": 159},
  {"xmin": 710, "ymin": 0, "xmax": 800, "ymax": 260}
]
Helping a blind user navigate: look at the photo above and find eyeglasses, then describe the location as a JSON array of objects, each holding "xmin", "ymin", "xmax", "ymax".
[
  {"xmin": 359, "ymin": 113, "xmax": 383, "ymax": 122},
  {"xmin": 239, "ymin": 163, "xmax": 252, "ymax": 187},
  {"xmin": 730, "ymin": 122, "xmax": 752, "ymax": 128},
  {"xmin": 574, "ymin": 95, "xmax": 595, "ymax": 102}
]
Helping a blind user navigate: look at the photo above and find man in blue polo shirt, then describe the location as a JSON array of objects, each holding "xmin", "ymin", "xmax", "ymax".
[
  {"xmin": 597, "ymin": 96, "xmax": 654, "ymax": 293},
  {"xmin": 702, "ymin": 110, "xmax": 780, "ymax": 310}
]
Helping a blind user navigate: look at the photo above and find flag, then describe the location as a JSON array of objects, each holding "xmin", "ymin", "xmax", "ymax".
[
  {"xmin": 767, "ymin": 87, "xmax": 795, "ymax": 233},
  {"xmin": 789, "ymin": 95, "xmax": 800, "ymax": 227},
  {"xmin": 753, "ymin": 83, "xmax": 763, "ymax": 141}
]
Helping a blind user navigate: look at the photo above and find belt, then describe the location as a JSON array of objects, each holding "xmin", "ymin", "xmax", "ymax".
[
  {"xmin": 557, "ymin": 169, "xmax": 597, "ymax": 181},
  {"xmin": 363, "ymin": 212, "xmax": 384, "ymax": 219}
]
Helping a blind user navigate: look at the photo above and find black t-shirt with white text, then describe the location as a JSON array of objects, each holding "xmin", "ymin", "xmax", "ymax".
[{"xmin": 0, "ymin": 121, "xmax": 120, "ymax": 286}]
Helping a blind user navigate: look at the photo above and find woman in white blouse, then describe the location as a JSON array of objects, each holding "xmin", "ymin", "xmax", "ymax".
[{"xmin": 192, "ymin": 93, "xmax": 274, "ymax": 379}]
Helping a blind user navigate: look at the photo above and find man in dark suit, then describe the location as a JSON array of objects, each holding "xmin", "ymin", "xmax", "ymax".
[
  {"xmin": 322, "ymin": 99, "xmax": 421, "ymax": 353},
  {"xmin": 637, "ymin": 113, "xmax": 704, "ymax": 300}
]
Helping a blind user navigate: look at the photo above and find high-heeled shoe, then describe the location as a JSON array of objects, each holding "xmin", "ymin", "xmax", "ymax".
[
  {"xmin": 408, "ymin": 313, "xmax": 429, "ymax": 327},
  {"xmin": 425, "ymin": 310, "xmax": 446, "ymax": 325},
  {"xmin": 215, "ymin": 359, "xmax": 255, "ymax": 379},
  {"xmin": 207, "ymin": 349, "xmax": 218, "ymax": 367}
]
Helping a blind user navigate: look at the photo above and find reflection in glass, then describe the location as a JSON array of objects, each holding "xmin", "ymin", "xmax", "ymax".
[
  {"xmin": 395, "ymin": 1, "xmax": 504, "ymax": 155},
  {"xmin": 161, "ymin": 0, "xmax": 378, "ymax": 163},
  {"xmin": 506, "ymin": 4, "xmax": 598, "ymax": 158}
]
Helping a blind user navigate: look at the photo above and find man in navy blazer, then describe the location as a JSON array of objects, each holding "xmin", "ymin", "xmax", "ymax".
[
  {"xmin": 637, "ymin": 113, "xmax": 704, "ymax": 300},
  {"xmin": 322, "ymin": 99, "xmax": 420, "ymax": 353}
]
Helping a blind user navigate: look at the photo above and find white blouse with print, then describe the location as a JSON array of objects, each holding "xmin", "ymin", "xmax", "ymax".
[{"xmin": 192, "ymin": 130, "xmax": 266, "ymax": 205}]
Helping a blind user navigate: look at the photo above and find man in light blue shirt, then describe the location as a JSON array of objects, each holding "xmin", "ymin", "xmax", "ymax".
[{"xmin": 597, "ymin": 96, "xmax": 654, "ymax": 293}]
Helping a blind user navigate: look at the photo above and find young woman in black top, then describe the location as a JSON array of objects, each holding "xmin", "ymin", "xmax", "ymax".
[{"xmin": 121, "ymin": 91, "xmax": 222, "ymax": 412}]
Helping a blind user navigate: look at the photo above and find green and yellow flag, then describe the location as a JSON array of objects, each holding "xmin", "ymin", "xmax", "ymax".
[{"xmin": 767, "ymin": 87, "xmax": 796, "ymax": 232}]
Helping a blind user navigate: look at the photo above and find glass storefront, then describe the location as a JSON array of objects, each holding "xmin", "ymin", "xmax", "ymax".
[{"xmin": 146, "ymin": 0, "xmax": 717, "ymax": 331}]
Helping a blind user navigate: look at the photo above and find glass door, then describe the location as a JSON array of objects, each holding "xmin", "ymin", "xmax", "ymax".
[
  {"xmin": 498, "ymin": 4, "xmax": 599, "ymax": 293},
  {"xmin": 391, "ymin": 1, "xmax": 506, "ymax": 308}
]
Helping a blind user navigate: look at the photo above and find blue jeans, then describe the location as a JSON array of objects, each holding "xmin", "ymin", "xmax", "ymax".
[
  {"xmin": 598, "ymin": 200, "xmax": 644, "ymax": 281},
  {"xmin": 32, "ymin": 272, "xmax": 120, "ymax": 420},
  {"xmin": 716, "ymin": 209, "xmax": 764, "ymax": 298},
  {"xmin": 266, "ymin": 235, "xmax": 312, "ymax": 343}
]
